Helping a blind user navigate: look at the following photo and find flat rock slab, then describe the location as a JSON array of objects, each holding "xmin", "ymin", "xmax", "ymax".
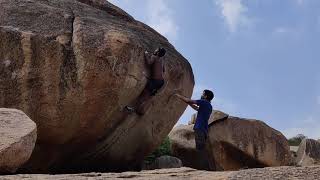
[
  {"xmin": 0, "ymin": 108, "xmax": 37, "ymax": 173},
  {"xmin": 1, "ymin": 166, "xmax": 320, "ymax": 180}
]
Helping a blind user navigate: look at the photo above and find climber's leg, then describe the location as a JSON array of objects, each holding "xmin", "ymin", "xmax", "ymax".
[
  {"xmin": 124, "ymin": 87, "xmax": 151, "ymax": 114},
  {"xmin": 125, "ymin": 79, "xmax": 164, "ymax": 115},
  {"xmin": 136, "ymin": 79, "xmax": 164, "ymax": 115}
]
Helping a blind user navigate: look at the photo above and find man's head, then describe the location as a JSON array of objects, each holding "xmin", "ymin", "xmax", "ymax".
[
  {"xmin": 201, "ymin": 89, "xmax": 214, "ymax": 101},
  {"xmin": 153, "ymin": 47, "xmax": 166, "ymax": 57}
]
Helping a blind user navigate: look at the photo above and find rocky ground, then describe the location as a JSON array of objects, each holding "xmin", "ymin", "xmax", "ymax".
[{"xmin": 1, "ymin": 166, "xmax": 320, "ymax": 180}]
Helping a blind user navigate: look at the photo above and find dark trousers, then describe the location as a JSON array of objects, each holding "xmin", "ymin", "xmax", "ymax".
[{"xmin": 194, "ymin": 129, "xmax": 216, "ymax": 170}]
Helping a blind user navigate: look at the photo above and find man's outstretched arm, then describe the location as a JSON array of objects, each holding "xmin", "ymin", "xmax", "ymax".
[{"xmin": 175, "ymin": 94, "xmax": 199, "ymax": 111}]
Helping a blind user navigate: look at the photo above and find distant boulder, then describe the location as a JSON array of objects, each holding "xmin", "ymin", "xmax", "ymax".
[
  {"xmin": 296, "ymin": 139, "xmax": 320, "ymax": 166},
  {"xmin": 0, "ymin": 108, "xmax": 37, "ymax": 174}
]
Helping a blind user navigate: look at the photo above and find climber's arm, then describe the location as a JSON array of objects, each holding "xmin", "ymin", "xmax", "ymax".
[{"xmin": 144, "ymin": 51, "xmax": 155, "ymax": 65}]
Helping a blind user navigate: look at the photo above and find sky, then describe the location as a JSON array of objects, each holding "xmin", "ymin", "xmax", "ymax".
[{"xmin": 108, "ymin": 0, "xmax": 320, "ymax": 139}]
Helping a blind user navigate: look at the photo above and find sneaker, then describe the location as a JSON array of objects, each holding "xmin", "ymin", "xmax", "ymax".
[{"xmin": 124, "ymin": 106, "xmax": 135, "ymax": 113}]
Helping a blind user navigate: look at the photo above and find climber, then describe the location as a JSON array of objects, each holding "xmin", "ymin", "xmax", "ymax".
[
  {"xmin": 174, "ymin": 90, "xmax": 214, "ymax": 150},
  {"xmin": 124, "ymin": 47, "xmax": 166, "ymax": 115}
]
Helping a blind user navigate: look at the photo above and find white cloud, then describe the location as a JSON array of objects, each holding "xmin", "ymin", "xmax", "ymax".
[
  {"xmin": 146, "ymin": 0, "xmax": 178, "ymax": 42},
  {"xmin": 215, "ymin": 0, "xmax": 252, "ymax": 32}
]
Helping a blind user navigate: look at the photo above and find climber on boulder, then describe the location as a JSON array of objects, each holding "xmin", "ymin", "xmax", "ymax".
[{"xmin": 125, "ymin": 47, "xmax": 166, "ymax": 115}]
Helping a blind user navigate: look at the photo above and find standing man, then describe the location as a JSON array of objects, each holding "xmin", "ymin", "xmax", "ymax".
[
  {"xmin": 125, "ymin": 47, "xmax": 166, "ymax": 115},
  {"xmin": 175, "ymin": 89, "xmax": 214, "ymax": 170}
]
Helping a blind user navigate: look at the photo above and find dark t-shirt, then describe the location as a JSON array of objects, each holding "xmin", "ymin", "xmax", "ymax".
[{"xmin": 193, "ymin": 99, "xmax": 213, "ymax": 134}]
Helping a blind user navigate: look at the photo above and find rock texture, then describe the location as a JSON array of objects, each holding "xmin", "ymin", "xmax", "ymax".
[
  {"xmin": 170, "ymin": 111, "xmax": 291, "ymax": 171},
  {"xmin": 1, "ymin": 166, "xmax": 320, "ymax": 180},
  {"xmin": 143, "ymin": 156, "xmax": 182, "ymax": 170},
  {"xmin": 0, "ymin": 0, "xmax": 194, "ymax": 172},
  {"xmin": 209, "ymin": 116, "xmax": 291, "ymax": 170},
  {"xmin": 0, "ymin": 108, "xmax": 37, "ymax": 173},
  {"xmin": 296, "ymin": 139, "xmax": 320, "ymax": 166}
]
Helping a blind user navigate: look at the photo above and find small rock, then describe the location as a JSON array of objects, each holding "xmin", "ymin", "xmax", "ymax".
[
  {"xmin": 143, "ymin": 156, "xmax": 182, "ymax": 170},
  {"xmin": 0, "ymin": 108, "xmax": 37, "ymax": 174}
]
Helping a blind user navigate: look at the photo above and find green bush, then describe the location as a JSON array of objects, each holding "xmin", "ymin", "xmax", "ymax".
[
  {"xmin": 144, "ymin": 137, "xmax": 171, "ymax": 165},
  {"xmin": 288, "ymin": 134, "xmax": 306, "ymax": 146}
]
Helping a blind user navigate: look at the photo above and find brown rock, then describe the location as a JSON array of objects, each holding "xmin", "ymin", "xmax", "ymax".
[
  {"xmin": 170, "ymin": 111, "xmax": 291, "ymax": 171},
  {"xmin": 143, "ymin": 156, "xmax": 182, "ymax": 170},
  {"xmin": 0, "ymin": 108, "xmax": 37, "ymax": 174},
  {"xmin": 296, "ymin": 139, "xmax": 320, "ymax": 166},
  {"xmin": 0, "ymin": 0, "xmax": 193, "ymax": 172},
  {"xmin": 188, "ymin": 110, "xmax": 229, "ymax": 125},
  {"xmin": 2, "ymin": 166, "xmax": 320, "ymax": 180},
  {"xmin": 209, "ymin": 116, "xmax": 291, "ymax": 170},
  {"xmin": 208, "ymin": 110, "xmax": 229, "ymax": 124}
]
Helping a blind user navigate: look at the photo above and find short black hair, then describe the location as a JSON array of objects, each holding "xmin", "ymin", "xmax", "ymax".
[
  {"xmin": 157, "ymin": 47, "xmax": 166, "ymax": 57},
  {"xmin": 204, "ymin": 89, "xmax": 214, "ymax": 101}
]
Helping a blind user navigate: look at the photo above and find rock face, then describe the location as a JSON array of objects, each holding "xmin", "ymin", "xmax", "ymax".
[
  {"xmin": 0, "ymin": 108, "xmax": 37, "ymax": 173},
  {"xmin": 169, "ymin": 111, "xmax": 291, "ymax": 171},
  {"xmin": 2, "ymin": 166, "xmax": 320, "ymax": 180},
  {"xmin": 0, "ymin": 0, "xmax": 194, "ymax": 172},
  {"xmin": 143, "ymin": 156, "xmax": 182, "ymax": 170},
  {"xmin": 209, "ymin": 116, "xmax": 291, "ymax": 170},
  {"xmin": 296, "ymin": 139, "xmax": 320, "ymax": 166}
]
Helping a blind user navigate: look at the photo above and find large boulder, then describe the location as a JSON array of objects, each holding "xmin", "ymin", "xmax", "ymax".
[
  {"xmin": 0, "ymin": 0, "xmax": 194, "ymax": 172},
  {"xmin": 0, "ymin": 108, "xmax": 37, "ymax": 174},
  {"xmin": 295, "ymin": 139, "xmax": 320, "ymax": 166},
  {"xmin": 209, "ymin": 116, "xmax": 291, "ymax": 170},
  {"xmin": 169, "ymin": 111, "xmax": 291, "ymax": 171}
]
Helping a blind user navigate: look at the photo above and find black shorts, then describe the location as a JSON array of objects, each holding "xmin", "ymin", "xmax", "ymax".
[
  {"xmin": 194, "ymin": 129, "xmax": 208, "ymax": 151},
  {"xmin": 146, "ymin": 79, "xmax": 164, "ymax": 96}
]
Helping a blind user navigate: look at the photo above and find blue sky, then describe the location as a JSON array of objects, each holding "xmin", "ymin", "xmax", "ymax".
[{"xmin": 108, "ymin": 0, "xmax": 320, "ymax": 139}]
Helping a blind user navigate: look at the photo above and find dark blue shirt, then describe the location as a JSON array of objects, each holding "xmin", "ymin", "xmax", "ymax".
[{"xmin": 193, "ymin": 99, "xmax": 212, "ymax": 134}]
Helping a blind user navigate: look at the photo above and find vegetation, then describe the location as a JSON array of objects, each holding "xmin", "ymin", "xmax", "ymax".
[
  {"xmin": 144, "ymin": 137, "xmax": 171, "ymax": 165},
  {"xmin": 288, "ymin": 134, "xmax": 306, "ymax": 146}
]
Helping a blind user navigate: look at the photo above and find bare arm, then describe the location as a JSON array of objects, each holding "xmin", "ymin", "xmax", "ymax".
[
  {"xmin": 144, "ymin": 51, "xmax": 155, "ymax": 65},
  {"xmin": 175, "ymin": 94, "xmax": 199, "ymax": 111}
]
